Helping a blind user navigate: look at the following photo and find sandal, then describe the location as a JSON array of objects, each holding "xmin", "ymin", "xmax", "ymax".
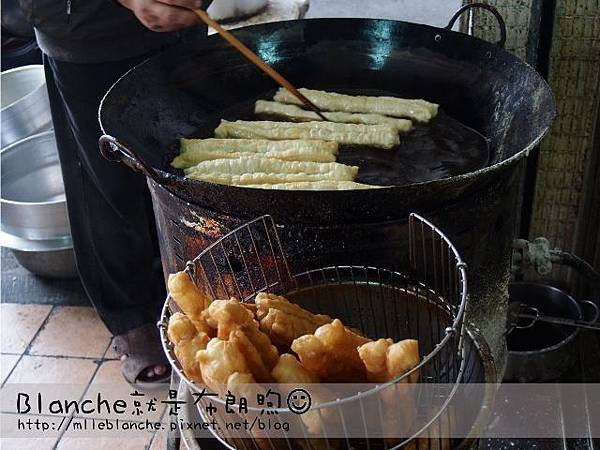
[{"xmin": 112, "ymin": 323, "xmax": 171, "ymax": 388}]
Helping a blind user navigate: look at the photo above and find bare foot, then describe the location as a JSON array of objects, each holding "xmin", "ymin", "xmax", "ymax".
[{"xmin": 120, "ymin": 355, "xmax": 169, "ymax": 381}]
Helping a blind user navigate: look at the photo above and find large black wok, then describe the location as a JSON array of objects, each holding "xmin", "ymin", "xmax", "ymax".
[{"xmin": 99, "ymin": 4, "xmax": 555, "ymax": 224}]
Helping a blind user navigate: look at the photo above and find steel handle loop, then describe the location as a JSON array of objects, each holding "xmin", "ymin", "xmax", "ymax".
[
  {"xmin": 446, "ymin": 2, "xmax": 507, "ymax": 48},
  {"xmin": 99, "ymin": 134, "xmax": 167, "ymax": 186},
  {"xmin": 579, "ymin": 300, "xmax": 600, "ymax": 324}
]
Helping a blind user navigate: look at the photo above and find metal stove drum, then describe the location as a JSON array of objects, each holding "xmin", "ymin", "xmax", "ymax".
[{"xmin": 159, "ymin": 214, "xmax": 498, "ymax": 450}]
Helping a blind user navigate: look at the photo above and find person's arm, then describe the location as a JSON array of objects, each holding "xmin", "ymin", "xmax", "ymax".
[{"xmin": 117, "ymin": 0, "xmax": 203, "ymax": 32}]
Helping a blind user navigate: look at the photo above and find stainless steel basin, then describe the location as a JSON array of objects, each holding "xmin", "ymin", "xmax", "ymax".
[
  {"xmin": 0, "ymin": 230, "xmax": 77, "ymax": 279},
  {"xmin": 1, "ymin": 131, "xmax": 70, "ymax": 240},
  {"xmin": 1, "ymin": 65, "xmax": 52, "ymax": 148}
]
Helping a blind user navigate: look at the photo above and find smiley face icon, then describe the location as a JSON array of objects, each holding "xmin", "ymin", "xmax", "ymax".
[{"xmin": 286, "ymin": 388, "xmax": 311, "ymax": 414}]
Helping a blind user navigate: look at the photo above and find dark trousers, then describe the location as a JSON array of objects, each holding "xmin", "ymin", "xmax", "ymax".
[{"xmin": 44, "ymin": 54, "xmax": 165, "ymax": 336}]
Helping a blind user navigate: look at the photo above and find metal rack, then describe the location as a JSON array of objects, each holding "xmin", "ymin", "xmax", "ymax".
[{"xmin": 160, "ymin": 213, "xmax": 470, "ymax": 449}]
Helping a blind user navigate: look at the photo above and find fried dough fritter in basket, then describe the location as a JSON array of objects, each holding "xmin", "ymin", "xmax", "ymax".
[
  {"xmin": 291, "ymin": 319, "xmax": 371, "ymax": 382},
  {"xmin": 167, "ymin": 312, "xmax": 209, "ymax": 383},
  {"xmin": 167, "ymin": 271, "xmax": 212, "ymax": 333},
  {"xmin": 204, "ymin": 298, "xmax": 256, "ymax": 338},
  {"xmin": 358, "ymin": 338, "xmax": 420, "ymax": 383},
  {"xmin": 165, "ymin": 269, "xmax": 423, "ymax": 444},
  {"xmin": 255, "ymin": 292, "xmax": 333, "ymax": 347}
]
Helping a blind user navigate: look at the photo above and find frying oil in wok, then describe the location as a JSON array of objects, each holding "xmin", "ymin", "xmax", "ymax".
[
  {"xmin": 188, "ymin": 89, "xmax": 490, "ymax": 187},
  {"xmin": 342, "ymin": 109, "xmax": 489, "ymax": 186}
]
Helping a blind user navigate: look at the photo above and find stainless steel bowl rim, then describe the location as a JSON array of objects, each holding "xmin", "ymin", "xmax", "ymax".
[
  {"xmin": 1, "ymin": 65, "xmax": 46, "ymax": 111},
  {"xmin": 0, "ymin": 130, "xmax": 64, "ymax": 207},
  {"xmin": 507, "ymin": 281, "xmax": 582, "ymax": 356},
  {"xmin": 0, "ymin": 229, "xmax": 73, "ymax": 252}
]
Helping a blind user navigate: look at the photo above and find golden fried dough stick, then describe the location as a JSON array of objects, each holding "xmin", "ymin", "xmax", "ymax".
[
  {"xmin": 167, "ymin": 313, "xmax": 210, "ymax": 383},
  {"xmin": 273, "ymin": 87, "xmax": 439, "ymax": 123},
  {"xmin": 179, "ymin": 138, "xmax": 339, "ymax": 156},
  {"xmin": 255, "ymin": 292, "xmax": 332, "ymax": 347},
  {"xmin": 242, "ymin": 180, "xmax": 385, "ymax": 190},
  {"xmin": 184, "ymin": 157, "xmax": 358, "ymax": 179},
  {"xmin": 225, "ymin": 373, "xmax": 285, "ymax": 450},
  {"xmin": 358, "ymin": 338, "xmax": 420, "ymax": 444},
  {"xmin": 291, "ymin": 319, "xmax": 371, "ymax": 382},
  {"xmin": 240, "ymin": 322, "xmax": 280, "ymax": 369},
  {"xmin": 255, "ymin": 100, "xmax": 414, "ymax": 132},
  {"xmin": 358, "ymin": 338, "xmax": 420, "ymax": 383},
  {"xmin": 204, "ymin": 298, "xmax": 256, "ymax": 339},
  {"xmin": 188, "ymin": 170, "xmax": 355, "ymax": 186},
  {"xmin": 272, "ymin": 354, "xmax": 330, "ymax": 436},
  {"xmin": 214, "ymin": 120, "xmax": 400, "ymax": 149},
  {"xmin": 197, "ymin": 337, "xmax": 250, "ymax": 395},
  {"xmin": 358, "ymin": 339, "xmax": 420, "ymax": 447},
  {"xmin": 230, "ymin": 325, "xmax": 278, "ymax": 383},
  {"xmin": 272, "ymin": 353, "xmax": 319, "ymax": 384},
  {"xmin": 168, "ymin": 271, "xmax": 212, "ymax": 333},
  {"xmin": 172, "ymin": 140, "xmax": 338, "ymax": 169}
]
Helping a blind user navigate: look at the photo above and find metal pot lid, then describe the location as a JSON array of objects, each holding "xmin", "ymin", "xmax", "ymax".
[{"xmin": 0, "ymin": 229, "xmax": 72, "ymax": 252}]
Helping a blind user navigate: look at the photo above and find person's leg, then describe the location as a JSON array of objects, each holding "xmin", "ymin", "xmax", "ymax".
[{"xmin": 43, "ymin": 53, "xmax": 167, "ymax": 380}]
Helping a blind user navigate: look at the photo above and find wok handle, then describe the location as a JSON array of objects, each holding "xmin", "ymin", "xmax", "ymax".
[
  {"xmin": 579, "ymin": 300, "xmax": 600, "ymax": 323},
  {"xmin": 445, "ymin": 2, "xmax": 507, "ymax": 48},
  {"xmin": 99, "ymin": 134, "xmax": 167, "ymax": 186}
]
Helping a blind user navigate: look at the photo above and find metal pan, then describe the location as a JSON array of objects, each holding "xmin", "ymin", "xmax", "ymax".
[
  {"xmin": 98, "ymin": 3, "xmax": 555, "ymax": 223},
  {"xmin": 505, "ymin": 282, "xmax": 599, "ymax": 382}
]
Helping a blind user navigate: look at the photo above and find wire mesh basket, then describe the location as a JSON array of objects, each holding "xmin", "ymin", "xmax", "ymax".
[{"xmin": 160, "ymin": 213, "xmax": 469, "ymax": 450}]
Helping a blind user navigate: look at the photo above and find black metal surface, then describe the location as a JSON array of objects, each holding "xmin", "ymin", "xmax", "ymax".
[
  {"xmin": 99, "ymin": 16, "xmax": 555, "ymax": 224},
  {"xmin": 505, "ymin": 282, "xmax": 584, "ymax": 382}
]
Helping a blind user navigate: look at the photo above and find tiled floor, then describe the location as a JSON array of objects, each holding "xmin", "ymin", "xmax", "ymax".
[{"xmin": 0, "ymin": 303, "xmax": 169, "ymax": 450}]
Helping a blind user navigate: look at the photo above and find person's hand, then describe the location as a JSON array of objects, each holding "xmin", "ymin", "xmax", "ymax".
[{"xmin": 118, "ymin": 0, "xmax": 203, "ymax": 32}]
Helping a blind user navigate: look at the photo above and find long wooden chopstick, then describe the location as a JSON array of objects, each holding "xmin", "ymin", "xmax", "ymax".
[{"xmin": 194, "ymin": 9, "xmax": 328, "ymax": 121}]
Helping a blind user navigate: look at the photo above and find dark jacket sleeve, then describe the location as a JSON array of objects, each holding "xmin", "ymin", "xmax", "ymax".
[{"xmin": 19, "ymin": 0, "xmax": 182, "ymax": 63}]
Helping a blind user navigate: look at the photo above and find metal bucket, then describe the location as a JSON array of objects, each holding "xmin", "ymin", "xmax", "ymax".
[
  {"xmin": 1, "ymin": 65, "xmax": 52, "ymax": 148},
  {"xmin": 1, "ymin": 131, "xmax": 71, "ymax": 240},
  {"xmin": 505, "ymin": 282, "xmax": 599, "ymax": 382},
  {"xmin": 0, "ymin": 131, "xmax": 77, "ymax": 279}
]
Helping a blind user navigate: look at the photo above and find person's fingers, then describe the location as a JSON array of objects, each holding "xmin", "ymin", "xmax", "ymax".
[
  {"xmin": 157, "ymin": 0, "xmax": 203, "ymax": 10},
  {"xmin": 135, "ymin": 1, "xmax": 200, "ymax": 32}
]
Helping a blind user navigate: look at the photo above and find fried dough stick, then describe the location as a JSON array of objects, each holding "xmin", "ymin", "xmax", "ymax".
[
  {"xmin": 180, "ymin": 138, "xmax": 339, "ymax": 155},
  {"xmin": 196, "ymin": 337, "xmax": 251, "ymax": 395},
  {"xmin": 214, "ymin": 120, "xmax": 400, "ymax": 149},
  {"xmin": 204, "ymin": 298, "xmax": 256, "ymax": 338},
  {"xmin": 242, "ymin": 180, "xmax": 384, "ymax": 190},
  {"xmin": 255, "ymin": 100, "xmax": 413, "ymax": 132},
  {"xmin": 272, "ymin": 353, "xmax": 319, "ymax": 384},
  {"xmin": 357, "ymin": 338, "xmax": 420, "ymax": 383},
  {"xmin": 273, "ymin": 87, "xmax": 439, "ymax": 123},
  {"xmin": 174, "ymin": 150, "xmax": 337, "ymax": 168},
  {"xmin": 167, "ymin": 271, "xmax": 213, "ymax": 334},
  {"xmin": 255, "ymin": 292, "xmax": 333, "ymax": 347},
  {"xmin": 188, "ymin": 171, "xmax": 355, "ymax": 185},
  {"xmin": 184, "ymin": 157, "xmax": 358, "ymax": 179},
  {"xmin": 167, "ymin": 312, "xmax": 210, "ymax": 383},
  {"xmin": 171, "ymin": 138, "xmax": 339, "ymax": 168},
  {"xmin": 358, "ymin": 338, "xmax": 420, "ymax": 444},
  {"xmin": 272, "ymin": 354, "xmax": 331, "ymax": 436},
  {"xmin": 204, "ymin": 298, "xmax": 279, "ymax": 374},
  {"xmin": 230, "ymin": 325, "xmax": 277, "ymax": 383},
  {"xmin": 291, "ymin": 319, "xmax": 371, "ymax": 382}
]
